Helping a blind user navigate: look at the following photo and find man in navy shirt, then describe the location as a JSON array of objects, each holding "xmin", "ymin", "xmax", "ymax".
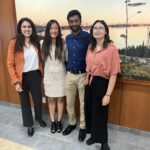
[{"xmin": 62, "ymin": 10, "xmax": 90, "ymax": 142}]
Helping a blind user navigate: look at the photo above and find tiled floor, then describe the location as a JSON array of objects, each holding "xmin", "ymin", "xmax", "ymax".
[
  {"xmin": 0, "ymin": 102, "xmax": 150, "ymax": 150},
  {"xmin": 0, "ymin": 137, "xmax": 33, "ymax": 150}
]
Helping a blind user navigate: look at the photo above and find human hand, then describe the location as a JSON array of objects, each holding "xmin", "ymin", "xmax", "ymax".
[
  {"xmin": 102, "ymin": 95, "xmax": 110, "ymax": 106},
  {"xmin": 15, "ymin": 83, "xmax": 23, "ymax": 92}
]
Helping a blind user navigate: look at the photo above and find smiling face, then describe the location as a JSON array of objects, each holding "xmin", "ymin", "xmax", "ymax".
[
  {"xmin": 68, "ymin": 15, "xmax": 81, "ymax": 33},
  {"xmin": 93, "ymin": 22, "xmax": 106, "ymax": 40},
  {"xmin": 49, "ymin": 22, "xmax": 59, "ymax": 39},
  {"xmin": 21, "ymin": 21, "xmax": 32, "ymax": 38}
]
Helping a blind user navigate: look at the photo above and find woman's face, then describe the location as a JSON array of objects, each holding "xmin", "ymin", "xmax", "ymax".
[
  {"xmin": 93, "ymin": 22, "xmax": 106, "ymax": 40},
  {"xmin": 21, "ymin": 21, "xmax": 32, "ymax": 38},
  {"xmin": 49, "ymin": 23, "xmax": 59, "ymax": 39}
]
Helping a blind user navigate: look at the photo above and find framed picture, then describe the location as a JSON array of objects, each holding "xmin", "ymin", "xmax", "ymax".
[{"xmin": 15, "ymin": 0, "xmax": 150, "ymax": 81}]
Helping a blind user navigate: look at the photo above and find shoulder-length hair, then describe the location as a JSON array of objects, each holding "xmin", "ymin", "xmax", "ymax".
[
  {"xmin": 42, "ymin": 20, "xmax": 63, "ymax": 62},
  {"xmin": 14, "ymin": 17, "xmax": 40, "ymax": 52},
  {"xmin": 89, "ymin": 20, "xmax": 112, "ymax": 51}
]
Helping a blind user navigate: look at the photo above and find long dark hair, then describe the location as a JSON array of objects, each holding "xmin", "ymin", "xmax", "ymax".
[
  {"xmin": 14, "ymin": 17, "xmax": 40, "ymax": 52},
  {"xmin": 42, "ymin": 20, "xmax": 63, "ymax": 62},
  {"xmin": 90, "ymin": 20, "xmax": 112, "ymax": 51}
]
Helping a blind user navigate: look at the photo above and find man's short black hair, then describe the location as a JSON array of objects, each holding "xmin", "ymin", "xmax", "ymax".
[{"xmin": 67, "ymin": 9, "xmax": 82, "ymax": 21}]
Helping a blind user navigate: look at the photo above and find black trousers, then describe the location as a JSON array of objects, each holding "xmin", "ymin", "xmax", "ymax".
[
  {"xmin": 84, "ymin": 76, "xmax": 109, "ymax": 143},
  {"xmin": 19, "ymin": 70, "xmax": 43, "ymax": 127}
]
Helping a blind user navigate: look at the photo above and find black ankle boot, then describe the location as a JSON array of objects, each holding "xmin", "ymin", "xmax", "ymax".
[
  {"xmin": 57, "ymin": 121, "xmax": 62, "ymax": 133},
  {"xmin": 51, "ymin": 122, "xmax": 57, "ymax": 133}
]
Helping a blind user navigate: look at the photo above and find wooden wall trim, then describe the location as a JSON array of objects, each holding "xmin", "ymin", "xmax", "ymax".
[
  {"xmin": 12, "ymin": 0, "xmax": 17, "ymax": 34},
  {"xmin": 0, "ymin": 29, "xmax": 8, "ymax": 101},
  {"xmin": 118, "ymin": 78, "xmax": 150, "ymax": 86},
  {"xmin": 0, "ymin": 0, "xmax": 19, "ymax": 103},
  {"xmin": 119, "ymin": 83, "xmax": 150, "ymax": 131}
]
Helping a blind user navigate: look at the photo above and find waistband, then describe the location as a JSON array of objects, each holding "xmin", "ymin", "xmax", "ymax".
[{"xmin": 23, "ymin": 69, "xmax": 40, "ymax": 75}]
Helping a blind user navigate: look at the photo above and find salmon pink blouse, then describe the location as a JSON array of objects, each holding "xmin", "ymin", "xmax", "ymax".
[{"xmin": 85, "ymin": 43, "xmax": 121, "ymax": 85}]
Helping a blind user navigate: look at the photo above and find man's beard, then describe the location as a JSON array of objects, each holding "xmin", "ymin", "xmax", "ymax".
[{"xmin": 70, "ymin": 25, "xmax": 81, "ymax": 32}]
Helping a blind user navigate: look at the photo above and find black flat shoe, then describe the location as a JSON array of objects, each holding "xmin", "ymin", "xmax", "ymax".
[
  {"xmin": 78, "ymin": 129, "xmax": 86, "ymax": 142},
  {"xmin": 38, "ymin": 120, "xmax": 47, "ymax": 127},
  {"xmin": 57, "ymin": 121, "xmax": 63, "ymax": 133},
  {"xmin": 51, "ymin": 122, "xmax": 57, "ymax": 133},
  {"xmin": 100, "ymin": 143, "xmax": 110, "ymax": 150},
  {"xmin": 62, "ymin": 125, "xmax": 76, "ymax": 135},
  {"xmin": 86, "ymin": 137, "xmax": 95, "ymax": 145},
  {"xmin": 27, "ymin": 127, "xmax": 34, "ymax": 137}
]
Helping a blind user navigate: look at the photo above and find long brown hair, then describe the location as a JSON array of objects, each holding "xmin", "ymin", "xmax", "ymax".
[
  {"xmin": 41, "ymin": 20, "xmax": 63, "ymax": 62},
  {"xmin": 14, "ymin": 17, "xmax": 40, "ymax": 52}
]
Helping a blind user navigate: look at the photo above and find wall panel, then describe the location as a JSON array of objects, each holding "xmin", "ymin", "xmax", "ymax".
[{"xmin": 0, "ymin": 0, "xmax": 20, "ymax": 104}]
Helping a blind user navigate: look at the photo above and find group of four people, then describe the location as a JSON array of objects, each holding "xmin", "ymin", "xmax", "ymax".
[{"xmin": 7, "ymin": 9, "xmax": 120, "ymax": 150}]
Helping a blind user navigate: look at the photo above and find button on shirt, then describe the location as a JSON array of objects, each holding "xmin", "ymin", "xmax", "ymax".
[{"xmin": 66, "ymin": 29, "xmax": 91, "ymax": 71}]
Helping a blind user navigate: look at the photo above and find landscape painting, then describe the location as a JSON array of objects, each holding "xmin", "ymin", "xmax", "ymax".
[{"xmin": 15, "ymin": 0, "xmax": 150, "ymax": 81}]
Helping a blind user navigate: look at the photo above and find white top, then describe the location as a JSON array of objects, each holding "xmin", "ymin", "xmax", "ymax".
[
  {"xmin": 23, "ymin": 45, "xmax": 39, "ymax": 73},
  {"xmin": 40, "ymin": 40, "xmax": 67, "ymax": 73}
]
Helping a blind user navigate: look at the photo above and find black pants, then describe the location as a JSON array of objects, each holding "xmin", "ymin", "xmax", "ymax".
[
  {"xmin": 19, "ymin": 70, "xmax": 43, "ymax": 127},
  {"xmin": 84, "ymin": 76, "xmax": 109, "ymax": 144}
]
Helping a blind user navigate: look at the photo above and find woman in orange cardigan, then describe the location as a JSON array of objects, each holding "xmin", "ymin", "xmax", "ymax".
[{"xmin": 7, "ymin": 17, "xmax": 46, "ymax": 137}]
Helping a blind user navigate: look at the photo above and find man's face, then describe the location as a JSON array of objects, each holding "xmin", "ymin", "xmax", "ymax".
[{"xmin": 68, "ymin": 15, "xmax": 81, "ymax": 33}]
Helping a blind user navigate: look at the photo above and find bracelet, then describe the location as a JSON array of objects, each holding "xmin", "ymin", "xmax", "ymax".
[{"xmin": 106, "ymin": 94, "xmax": 111, "ymax": 96}]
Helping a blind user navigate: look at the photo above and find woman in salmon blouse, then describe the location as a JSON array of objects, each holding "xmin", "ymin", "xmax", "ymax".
[{"xmin": 84, "ymin": 20, "xmax": 121, "ymax": 150}]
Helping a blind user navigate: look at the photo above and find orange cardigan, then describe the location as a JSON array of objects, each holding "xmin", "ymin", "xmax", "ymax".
[{"xmin": 7, "ymin": 39, "xmax": 43, "ymax": 86}]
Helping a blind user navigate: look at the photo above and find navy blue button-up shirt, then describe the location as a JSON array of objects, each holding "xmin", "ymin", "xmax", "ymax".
[{"xmin": 66, "ymin": 29, "xmax": 91, "ymax": 71}]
